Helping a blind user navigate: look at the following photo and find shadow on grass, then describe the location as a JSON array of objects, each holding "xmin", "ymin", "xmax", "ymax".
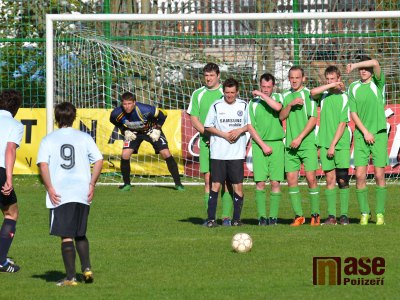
[
  {"xmin": 32, "ymin": 270, "xmax": 64, "ymax": 283},
  {"xmin": 178, "ymin": 217, "xmax": 204, "ymax": 225},
  {"xmin": 178, "ymin": 217, "xmax": 296, "ymax": 226}
]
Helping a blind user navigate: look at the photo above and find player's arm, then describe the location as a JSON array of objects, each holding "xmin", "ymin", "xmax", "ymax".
[
  {"xmin": 109, "ymin": 109, "xmax": 127, "ymax": 133},
  {"xmin": 1, "ymin": 142, "xmax": 17, "ymax": 196},
  {"xmin": 247, "ymin": 124, "xmax": 272, "ymax": 155},
  {"xmin": 279, "ymin": 98, "xmax": 304, "ymax": 121},
  {"xmin": 205, "ymin": 126, "xmax": 231, "ymax": 142},
  {"xmin": 346, "ymin": 59, "xmax": 381, "ymax": 79},
  {"xmin": 350, "ymin": 112, "xmax": 375, "ymax": 144},
  {"xmin": 252, "ymin": 90, "xmax": 282, "ymax": 111},
  {"xmin": 228, "ymin": 125, "xmax": 248, "ymax": 143},
  {"xmin": 190, "ymin": 115, "xmax": 205, "ymax": 134},
  {"xmin": 38, "ymin": 162, "xmax": 61, "ymax": 206},
  {"xmin": 88, "ymin": 159, "xmax": 103, "ymax": 203},
  {"xmin": 310, "ymin": 82, "xmax": 344, "ymax": 99},
  {"xmin": 152, "ymin": 107, "xmax": 167, "ymax": 129},
  {"xmin": 290, "ymin": 116, "xmax": 317, "ymax": 149},
  {"xmin": 327, "ymin": 122, "xmax": 347, "ymax": 158}
]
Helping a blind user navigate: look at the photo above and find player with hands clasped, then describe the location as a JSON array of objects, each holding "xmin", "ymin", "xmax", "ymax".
[
  {"xmin": 279, "ymin": 66, "xmax": 320, "ymax": 226},
  {"xmin": 311, "ymin": 66, "xmax": 351, "ymax": 225},
  {"xmin": 110, "ymin": 92, "xmax": 184, "ymax": 191},
  {"xmin": 37, "ymin": 102, "xmax": 103, "ymax": 286},
  {"xmin": 247, "ymin": 73, "xmax": 284, "ymax": 226},
  {"xmin": 347, "ymin": 56, "xmax": 388, "ymax": 225},
  {"xmin": 203, "ymin": 78, "xmax": 248, "ymax": 227}
]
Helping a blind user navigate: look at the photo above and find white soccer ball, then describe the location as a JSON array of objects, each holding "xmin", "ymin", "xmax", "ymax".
[{"xmin": 231, "ymin": 233, "xmax": 253, "ymax": 253}]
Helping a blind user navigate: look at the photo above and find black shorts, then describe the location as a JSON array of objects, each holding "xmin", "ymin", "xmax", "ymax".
[
  {"xmin": 49, "ymin": 202, "xmax": 90, "ymax": 238},
  {"xmin": 123, "ymin": 130, "xmax": 169, "ymax": 154},
  {"xmin": 0, "ymin": 167, "xmax": 17, "ymax": 209},
  {"xmin": 210, "ymin": 159, "xmax": 244, "ymax": 184}
]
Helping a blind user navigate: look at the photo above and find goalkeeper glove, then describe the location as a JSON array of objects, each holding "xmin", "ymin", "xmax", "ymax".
[
  {"xmin": 147, "ymin": 128, "xmax": 161, "ymax": 142},
  {"xmin": 124, "ymin": 130, "xmax": 137, "ymax": 141}
]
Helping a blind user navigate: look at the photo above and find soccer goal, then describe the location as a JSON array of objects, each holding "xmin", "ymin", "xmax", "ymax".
[{"xmin": 46, "ymin": 11, "xmax": 400, "ymax": 185}]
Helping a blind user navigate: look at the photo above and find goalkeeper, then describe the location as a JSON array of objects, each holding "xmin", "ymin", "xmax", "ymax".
[{"xmin": 110, "ymin": 92, "xmax": 184, "ymax": 191}]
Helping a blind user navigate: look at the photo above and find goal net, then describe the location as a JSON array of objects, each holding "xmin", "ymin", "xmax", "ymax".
[{"xmin": 47, "ymin": 12, "xmax": 400, "ymax": 185}]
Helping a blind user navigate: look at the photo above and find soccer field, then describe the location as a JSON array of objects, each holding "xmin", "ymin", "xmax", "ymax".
[{"xmin": 3, "ymin": 176, "xmax": 400, "ymax": 299}]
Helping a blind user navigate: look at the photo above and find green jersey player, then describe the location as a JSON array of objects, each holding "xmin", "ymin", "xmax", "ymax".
[
  {"xmin": 247, "ymin": 73, "xmax": 284, "ymax": 226},
  {"xmin": 311, "ymin": 66, "xmax": 351, "ymax": 225},
  {"xmin": 187, "ymin": 63, "xmax": 233, "ymax": 225},
  {"xmin": 279, "ymin": 66, "xmax": 320, "ymax": 226},
  {"xmin": 347, "ymin": 56, "xmax": 388, "ymax": 225}
]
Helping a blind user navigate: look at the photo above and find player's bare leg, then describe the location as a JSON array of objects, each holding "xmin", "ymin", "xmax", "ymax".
[
  {"xmin": 159, "ymin": 149, "xmax": 184, "ymax": 190},
  {"xmin": 0, "ymin": 203, "xmax": 19, "ymax": 273}
]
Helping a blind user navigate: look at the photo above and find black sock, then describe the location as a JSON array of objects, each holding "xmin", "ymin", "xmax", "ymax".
[
  {"xmin": 207, "ymin": 190, "xmax": 219, "ymax": 220},
  {"xmin": 233, "ymin": 193, "xmax": 244, "ymax": 221},
  {"xmin": 61, "ymin": 241, "xmax": 76, "ymax": 280},
  {"xmin": 0, "ymin": 219, "xmax": 16, "ymax": 265},
  {"xmin": 75, "ymin": 236, "xmax": 91, "ymax": 272},
  {"xmin": 120, "ymin": 159, "xmax": 131, "ymax": 185},
  {"xmin": 165, "ymin": 156, "xmax": 181, "ymax": 186}
]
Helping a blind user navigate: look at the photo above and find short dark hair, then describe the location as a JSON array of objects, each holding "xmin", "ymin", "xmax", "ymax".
[
  {"xmin": 121, "ymin": 92, "xmax": 136, "ymax": 102},
  {"xmin": 289, "ymin": 66, "xmax": 305, "ymax": 77},
  {"xmin": 223, "ymin": 77, "xmax": 239, "ymax": 91},
  {"xmin": 324, "ymin": 65, "xmax": 341, "ymax": 77},
  {"xmin": 54, "ymin": 102, "xmax": 76, "ymax": 128},
  {"xmin": 359, "ymin": 56, "xmax": 373, "ymax": 73},
  {"xmin": 0, "ymin": 89, "xmax": 22, "ymax": 117},
  {"xmin": 203, "ymin": 62, "xmax": 220, "ymax": 75},
  {"xmin": 260, "ymin": 73, "xmax": 276, "ymax": 85}
]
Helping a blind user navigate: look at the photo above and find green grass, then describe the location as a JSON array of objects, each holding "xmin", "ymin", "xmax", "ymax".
[{"xmin": 2, "ymin": 176, "xmax": 400, "ymax": 299}]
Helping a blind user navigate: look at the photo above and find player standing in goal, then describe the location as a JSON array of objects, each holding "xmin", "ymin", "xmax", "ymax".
[
  {"xmin": 247, "ymin": 73, "xmax": 284, "ymax": 226},
  {"xmin": 279, "ymin": 66, "xmax": 320, "ymax": 226},
  {"xmin": 311, "ymin": 66, "xmax": 351, "ymax": 225},
  {"xmin": 0, "ymin": 90, "xmax": 23, "ymax": 273},
  {"xmin": 203, "ymin": 78, "xmax": 248, "ymax": 227},
  {"xmin": 110, "ymin": 92, "xmax": 184, "ymax": 191},
  {"xmin": 187, "ymin": 63, "xmax": 233, "ymax": 225},
  {"xmin": 37, "ymin": 102, "xmax": 103, "ymax": 286},
  {"xmin": 347, "ymin": 56, "xmax": 388, "ymax": 225}
]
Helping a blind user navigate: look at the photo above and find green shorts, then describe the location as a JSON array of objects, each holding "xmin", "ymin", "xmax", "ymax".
[
  {"xmin": 199, "ymin": 139, "xmax": 210, "ymax": 174},
  {"xmin": 285, "ymin": 147, "xmax": 319, "ymax": 172},
  {"xmin": 319, "ymin": 148, "xmax": 350, "ymax": 171},
  {"xmin": 252, "ymin": 140, "xmax": 284, "ymax": 182},
  {"xmin": 354, "ymin": 131, "xmax": 388, "ymax": 167}
]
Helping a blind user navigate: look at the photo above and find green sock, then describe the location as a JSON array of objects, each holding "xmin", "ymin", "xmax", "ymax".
[
  {"xmin": 309, "ymin": 187, "xmax": 320, "ymax": 215},
  {"xmin": 356, "ymin": 188, "xmax": 369, "ymax": 214},
  {"xmin": 204, "ymin": 193, "xmax": 209, "ymax": 210},
  {"xmin": 324, "ymin": 188, "xmax": 337, "ymax": 217},
  {"xmin": 221, "ymin": 191, "xmax": 233, "ymax": 219},
  {"xmin": 339, "ymin": 188, "xmax": 350, "ymax": 216},
  {"xmin": 375, "ymin": 186, "xmax": 387, "ymax": 215},
  {"xmin": 289, "ymin": 187, "xmax": 303, "ymax": 216},
  {"xmin": 269, "ymin": 192, "xmax": 281, "ymax": 219},
  {"xmin": 255, "ymin": 189, "xmax": 266, "ymax": 219}
]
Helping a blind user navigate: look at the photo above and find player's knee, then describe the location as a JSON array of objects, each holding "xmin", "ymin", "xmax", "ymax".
[{"xmin": 336, "ymin": 168, "xmax": 349, "ymax": 189}]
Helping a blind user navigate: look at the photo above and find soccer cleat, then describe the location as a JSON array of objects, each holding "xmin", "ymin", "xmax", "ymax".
[
  {"xmin": 339, "ymin": 215, "xmax": 349, "ymax": 225},
  {"xmin": 82, "ymin": 267, "xmax": 94, "ymax": 283},
  {"xmin": 290, "ymin": 216, "xmax": 305, "ymax": 227},
  {"xmin": 222, "ymin": 218, "xmax": 232, "ymax": 226},
  {"xmin": 56, "ymin": 277, "xmax": 78, "ymax": 287},
  {"xmin": 204, "ymin": 219, "xmax": 218, "ymax": 228},
  {"xmin": 231, "ymin": 219, "xmax": 243, "ymax": 226},
  {"xmin": 359, "ymin": 213, "xmax": 371, "ymax": 225},
  {"xmin": 322, "ymin": 215, "xmax": 337, "ymax": 226},
  {"xmin": 174, "ymin": 185, "xmax": 185, "ymax": 191},
  {"xmin": 310, "ymin": 214, "xmax": 321, "ymax": 226},
  {"xmin": 376, "ymin": 213, "xmax": 385, "ymax": 225},
  {"xmin": 6, "ymin": 258, "xmax": 15, "ymax": 265},
  {"xmin": 119, "ymin": 184, "xmax": 131, "ymax": 191},
  {"xmin": 0, "ymin": 261, "xmax": 20, "ymax": 273},
  {"xmin": 258, "ymin": 217, "xmax": 268, "ymax": 226},
  {"xmin": 268, "ymin": 217, "xmax": 278, "ymax": 226}
]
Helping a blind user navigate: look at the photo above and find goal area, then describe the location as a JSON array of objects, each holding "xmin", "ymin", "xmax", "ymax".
[{"xmin": 46, "ymin": 12, "xmax": 400, "ymax": 185}]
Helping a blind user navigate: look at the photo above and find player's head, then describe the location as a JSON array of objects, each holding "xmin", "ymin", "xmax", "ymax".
[
  {"xmin": 121, "ymin": 92, "xmax": 136, "ymax": 113},
  {"xmin": 203, "ymin": 62, "xmax": 220, "ymax": 90},
  {"xmin": 223, "ymin": 77, "xmax": 239, "ymax": 104},
  {"xmin": 324, "ymin": 65, "xmax": 341, "ymax": 84},
  {"xmin": 259, "ymin": 73, "xmax": 276, "ymax": 97},
  {"xmin": 54, "ymin": 102, "xmax": 76, "ymax": 128},
  {"xmin": 288, "ymin": 66, "xmax": 305, "ymax": 91},
  {"xmin": 0, "ymin": 89, "xmax": 22, "ymax": 117},
  {"xmin": 358, "ymin": 55, "xmax": 374, "ymax": 80}
]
